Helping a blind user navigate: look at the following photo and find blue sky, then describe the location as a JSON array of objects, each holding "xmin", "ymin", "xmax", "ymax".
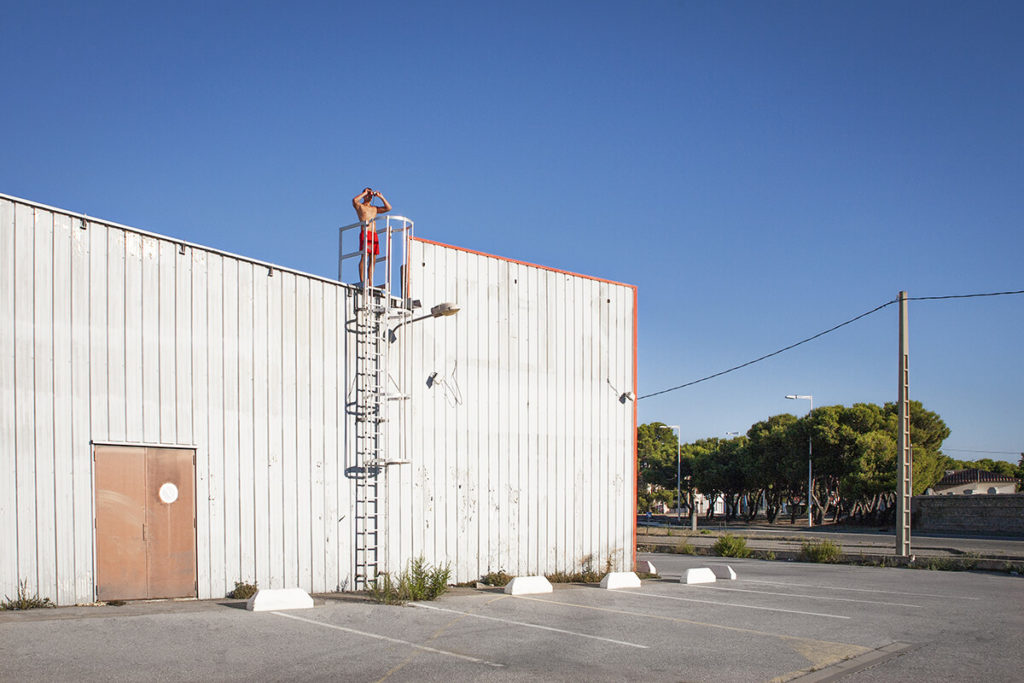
[{"xmin": 3, "ymin": 1, "xmax": 1021, "ymax": 463}]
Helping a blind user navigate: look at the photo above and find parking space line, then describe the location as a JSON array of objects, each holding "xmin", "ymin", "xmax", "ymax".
[
  {"xmin": 513, "ymin": 595, "xmax": 868, "ymax": 659},
  {"xmin": 410, "ymin": 602, "xmax": 649, "ymax": 649},
  {"xmin": 272, "ymin": 611, "xmax": 504, "ymax": 668},
  {"xmin": 742, "ymin": 579, "xmax": 980, "ymax": 600},
  {"xmin": 632, "ymin": 589, "xmax": 851, "ymax": 619},
  {"xmin": 690, "ymin": 585, "xmax": 921, "ymax": 608}
]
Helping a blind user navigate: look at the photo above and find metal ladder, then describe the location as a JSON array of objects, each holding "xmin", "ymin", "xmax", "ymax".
[
  {"xmin": 340, "ymin": 215, "xmax": 414, "ymax": 589},
  {"xmin": 353, "ymin": 288, "xmax": 387, "ymax": 588}
]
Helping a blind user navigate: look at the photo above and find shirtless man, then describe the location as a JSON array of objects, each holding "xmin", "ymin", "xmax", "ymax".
[{"xmin": 352, "ymin": 187, "xmax": 392, "ymax": 286}]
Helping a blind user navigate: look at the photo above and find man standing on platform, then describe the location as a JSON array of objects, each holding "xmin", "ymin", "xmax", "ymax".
[{"xmin": 352, "ymin": 187, "xmax": 392, "ymax": 286}]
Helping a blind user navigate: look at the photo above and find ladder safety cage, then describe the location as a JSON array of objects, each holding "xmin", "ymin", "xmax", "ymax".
[{"xmin": 338, "ymin": 214, "xmax": 416, "ymax": 589}]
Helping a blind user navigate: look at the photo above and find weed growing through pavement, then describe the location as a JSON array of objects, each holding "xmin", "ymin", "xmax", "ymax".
[
  {"xmin": 1, "ymin": 580, "xmax": 55, "ymax": 610},
  {"xmin": 480, "ymin": 570, "xmax": 514, "ymax": 587},
  {"xmin": 368, "ymin": 557, "xmax": 451, "ymax": 605},
  {"xmin": 546, "ymin": 553, "xmax": 617, "ymax": 583},
  {"xmin": 228, "ymin": 581, "xmax": 259, "ymax": 600}
]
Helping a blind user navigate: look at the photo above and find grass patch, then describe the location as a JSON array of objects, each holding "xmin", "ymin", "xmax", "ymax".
[
  {"xmin": 1, "ymin": 580, "xmax": 55, "ymax": 610},
  {"xmin": 910, "ymin": 553, "xmax": 980, "ymax": 572},
  {"xmin": 712, "ymin": 533, "xmax": 752, "ymax": 558},
  {"xmin": 799, "ymin": 540, "xmax": 843, "ymax": 563},
  {"xmin": 368, "ymin": 557, "xmax": 451, "ymax": 605},
  {"xmin": 228, "ymin": 581, "xmax": 259, "ymax": 600}
]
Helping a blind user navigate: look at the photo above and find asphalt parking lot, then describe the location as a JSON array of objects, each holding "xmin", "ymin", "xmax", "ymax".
[{"xmin": 2, "ymin": 554, "xmax": 1022, "ymax": 681}]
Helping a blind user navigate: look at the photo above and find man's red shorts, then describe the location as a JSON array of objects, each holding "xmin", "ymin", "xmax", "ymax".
[{"xmin": 359, "ymin": 229, "xmax": 380, "ymax": 256}]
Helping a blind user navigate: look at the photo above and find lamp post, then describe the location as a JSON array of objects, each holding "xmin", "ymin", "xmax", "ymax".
[
  {"xmin": 658, "ymin": 425, "xmax": 682, "ymax": 525},
  {"xmin": 785, "ymin": 394, "xmax": 813, "ymax": 528}
]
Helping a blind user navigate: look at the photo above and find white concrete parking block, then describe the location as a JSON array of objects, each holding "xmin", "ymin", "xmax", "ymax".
[
  {"xmin": 246, "ymin": 588, "xmax": 314, "ymax": 612},
  {"xmin": 600, "ymin": 572, "xmax": 642, "ymax": 590},
  {"xmin": 636, "ymin": 560, "xmax": 657, "ymax": 574},
  {"xmin": 710, "ymin": 565, "xmax": 737, "ymax": 580},
  {"xmin": 505, "ymin": 576, "xmax": 554, "ymax": 595},
  {"xmin": 680, "ymin": 568, "xmax": 717, "ymax": 584}
]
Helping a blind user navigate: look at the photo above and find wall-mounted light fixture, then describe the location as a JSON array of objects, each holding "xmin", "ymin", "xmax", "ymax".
[{"xmin": 390, "ymin": 301, "xmax": 461, "ymax": 342}]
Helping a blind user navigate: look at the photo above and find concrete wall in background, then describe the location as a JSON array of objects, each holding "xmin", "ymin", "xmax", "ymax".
[{"xmin": 913, "ymin": 494, "xmax": 1024, "ymax": 536}]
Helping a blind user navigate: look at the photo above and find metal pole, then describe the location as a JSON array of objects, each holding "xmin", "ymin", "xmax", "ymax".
[
  {"xmin": 896, "ymin": 291, "xmax": 912, "ymax": 556},
  {"xmin": 690, "ymin": 481, "xmax": 697, "ymax": 531},
  {"xmin": 676, "ymin": 442, "xmax": 682, "ymax": 525},
  {"xmin": 807, "ymin": 396, "xmax": 813, "ymax": 528}
]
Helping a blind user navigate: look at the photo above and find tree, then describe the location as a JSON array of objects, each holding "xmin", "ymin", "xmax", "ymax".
[
  {"xmin": 636, "ymin": 423, "xmax": 687, "ymax": 512},
  {"xmin": 745, "ymin": 413, "xmax": 802, "ymax": 523},
  {"xmin": 883, "ymin": 400, "xmax": 951, "ymax": 494}
]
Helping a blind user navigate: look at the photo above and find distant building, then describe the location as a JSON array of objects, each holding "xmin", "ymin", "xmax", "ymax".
[{"xmin": 932, "ymin": 469, "xmax": 1018, "ymax": 495}]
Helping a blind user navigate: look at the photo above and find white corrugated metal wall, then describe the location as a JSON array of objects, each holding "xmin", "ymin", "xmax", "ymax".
[
  {"xmin": 0, "ymin": 194, "xmax": 363, "ymax": 604},
  {"xmin": 385, "ymin": 239, "xmax": 636, "ymax": 581},
  {"xmin": 0, "ymin": 193, "xmax": 637, "ymax": 604}
]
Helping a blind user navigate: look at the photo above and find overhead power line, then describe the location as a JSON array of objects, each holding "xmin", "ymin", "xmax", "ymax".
[
  {"xmin": 908, "ymin": 289, "xmax": 1024, "ymax": 302},
  {"xmin": 944, "ymin": 448, "xmax": 1022, "ymax": 456},
  {"xmin": 639, "ymin": 288, "xmax": 1024, "ymax": 401}
]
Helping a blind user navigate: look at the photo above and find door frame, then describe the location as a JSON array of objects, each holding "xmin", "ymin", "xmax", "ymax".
[{"xmin": 91, "ymin": 441, "xmax": 198, "ymax": 601}]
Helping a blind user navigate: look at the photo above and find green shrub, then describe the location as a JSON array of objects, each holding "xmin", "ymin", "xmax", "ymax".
[
  {"xmin": 799, "ymin": 540, "xmax": 842, "ymax": 563},
  {"xmin": 228, "ymin": 581, "xmax": 259, "ymax": 600},
  {"xmin": 481, "ymin": 570, "xmax": 513, "ymax": 587},
  {"xmin": 1, "ymin": 580, "xmax": 55, "ymax": 610},
  {"xmin": 369, "ymin": 557, "xmax": 451, "ymax": 604},
  {"xmin": 674, "ymin": 540, "xmax": 697, "ymax": 555},
  {"xmin": 712, "ymin": 534, "xmax": 751, "ymax": 558}
]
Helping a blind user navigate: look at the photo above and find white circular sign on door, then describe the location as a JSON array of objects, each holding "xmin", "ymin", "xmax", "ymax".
[{"xmin": 158, "ymin": 482, "xmax": 179, "ymax": 504}]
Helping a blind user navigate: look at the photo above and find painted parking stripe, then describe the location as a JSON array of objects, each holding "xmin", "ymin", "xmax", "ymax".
[
  {"xmin": 272, "ymin": 611, "xmax": 504, "ymax": 668},
  {"xmin": 513, "ymin": 594, "xmax": 868, "ymax": 662},
  {"xmin": 741, "ymin": 579, "xmax": 981, "ymax": 600},
  {"xmin": 691, "ymin": 584, "xmax": 921, "ymax": 608},
  {"xmin": 633, "ymin": 589, "xmax": 851, "ymax": 619},
  {"xmin": 410, "ymin": 601, "xmax": 649, "ymax": 649}
]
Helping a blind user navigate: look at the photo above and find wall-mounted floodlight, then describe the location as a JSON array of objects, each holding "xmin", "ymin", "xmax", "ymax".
[
  {"xmin": 390, "ymin": 301, "xmax": 462, "ymax": 342},
  {"xmin": 430, "ymin": 302, "xmax": 460, "ymax": 318},
  {"xmin": 619, "ymin": 391, "xmax": 635, "ymax": 403}
]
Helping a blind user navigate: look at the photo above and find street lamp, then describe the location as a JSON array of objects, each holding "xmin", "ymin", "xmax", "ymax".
[
  {"xmin": 659, "ymin": 424, "xmax": 698, "ymax": 531},
  {"xmin": 658, "ymin": 425, "xmax": 682, "ymax": 525},
  {"xmin": 785, "ymin": 394, "xmax": 813, "ymax": 528}
]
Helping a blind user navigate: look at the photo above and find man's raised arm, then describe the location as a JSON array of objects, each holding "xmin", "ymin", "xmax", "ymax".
[
  {"xmin": 352, "ymin": 187, "xmax": 371, "ymax": 209},
  {"xmin": 374, "ymin": 191, "xmax": 392, "ymax": 214}
]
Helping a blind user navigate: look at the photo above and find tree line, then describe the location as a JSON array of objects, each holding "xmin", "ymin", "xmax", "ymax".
[{"xmin": 638, "ymin": 401, "xmax": 1024, "ymax": 524}]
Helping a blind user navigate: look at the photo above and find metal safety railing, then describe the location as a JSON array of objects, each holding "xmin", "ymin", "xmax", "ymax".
[{"xmin": 338, "ymin": 215, "xmax": 414, "ymax": 300}]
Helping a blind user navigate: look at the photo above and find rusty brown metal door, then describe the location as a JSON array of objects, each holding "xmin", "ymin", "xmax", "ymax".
[{"xmin": 95, "ymin": 446, "xmax": 196, "ymax": 601}]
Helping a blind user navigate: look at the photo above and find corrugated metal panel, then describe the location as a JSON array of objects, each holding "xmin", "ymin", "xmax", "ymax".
[
  {"xmin": 389, "ymin": 239, "xmax": 636, "ymax": 582},
  {"xmin": 0, "ymin": 193, "xmax": 636, "ymax": 603},
  {"xmin": 0, "ymin": 195, "xmax": 364, "ymax": 603}
]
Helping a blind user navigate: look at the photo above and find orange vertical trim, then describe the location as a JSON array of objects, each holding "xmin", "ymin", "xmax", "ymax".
[{"xmin": 632, "ymin": 286, "xmax": 638, "ymax": 570}]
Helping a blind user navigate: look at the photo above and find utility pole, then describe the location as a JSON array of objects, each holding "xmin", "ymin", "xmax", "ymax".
[{"xmin": 896, "ymin": 291, "xmax": 912, "ymax": 557}]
